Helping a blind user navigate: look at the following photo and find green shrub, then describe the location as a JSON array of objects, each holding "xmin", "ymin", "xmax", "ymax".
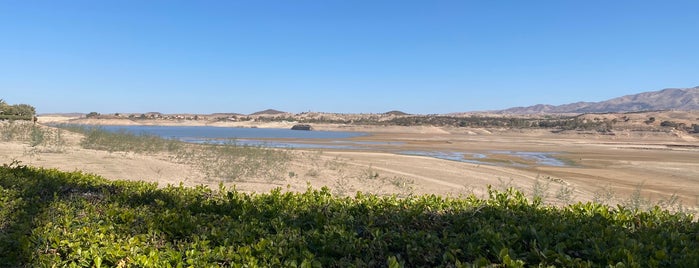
[{"xmin": 1, "ymin": 164, "xmax": 697, "ymax": 267}]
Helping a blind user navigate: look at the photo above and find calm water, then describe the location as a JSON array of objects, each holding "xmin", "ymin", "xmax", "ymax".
[
  {"xmin": 399, "ymin": 150, "xmax": 567, "ymax": 167},
  {"xmin": 99, "ymin": 125, "xmax": 366, "ymax": 141}
]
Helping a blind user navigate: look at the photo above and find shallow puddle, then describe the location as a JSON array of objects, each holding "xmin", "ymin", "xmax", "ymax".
[
  {"xmin": 399, "ymin": 150, "xmax": 568, "ymax": 167},
  {"xmin": 489, "ymin": 151, "xmax": 567, "ymax": 167}
]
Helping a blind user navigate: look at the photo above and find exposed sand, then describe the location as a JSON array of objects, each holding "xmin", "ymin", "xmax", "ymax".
[{"xmin": 4, "ymin": 116, "xmax": 698, "ymax": 209}]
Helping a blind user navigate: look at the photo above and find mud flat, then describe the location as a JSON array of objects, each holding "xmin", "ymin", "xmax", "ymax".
[{"xmin": 343, "ymin": 128, "xmax": 699, "ymax": 205}]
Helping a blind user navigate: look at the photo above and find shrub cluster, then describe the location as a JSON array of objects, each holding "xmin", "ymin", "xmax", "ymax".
[
  {"xmin": 1, "ymin": 163, "xmax": 697, "ymax": 267},
  {"xmin": 0, "ymin": 99, "xmax": 35, "ymax": 121}
]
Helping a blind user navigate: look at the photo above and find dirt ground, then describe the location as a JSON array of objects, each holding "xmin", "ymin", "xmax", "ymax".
[
  {"xmin": 344, "ymin": 129, "xmax": 699, "ymax": 205},
  {"xmin": 3, "ymin": 116, "xmax": 698, "ymax": 210}
]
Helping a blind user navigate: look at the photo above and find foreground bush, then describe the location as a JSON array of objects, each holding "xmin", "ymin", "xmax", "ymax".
[{"xmin": 1, "ymin": 163, "xmax": 697, "ymax": 267}]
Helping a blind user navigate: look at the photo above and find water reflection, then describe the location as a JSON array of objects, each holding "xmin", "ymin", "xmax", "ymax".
[
  {"xmin": 399, "ymin": 150, "xmax": 567, "ymax": 167},
  {"xmin": 490, "ymin": 151, "xmax": 567, "ymax": 167}
]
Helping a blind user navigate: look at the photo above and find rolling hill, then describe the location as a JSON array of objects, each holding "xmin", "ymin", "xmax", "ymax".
[
  {"xmin": 249, "ymin": 109, "xmax": 288, "ymax": 116},
  {"xmin": 497, "ymin": 86, "xmax": 699, "ymax": 114}
]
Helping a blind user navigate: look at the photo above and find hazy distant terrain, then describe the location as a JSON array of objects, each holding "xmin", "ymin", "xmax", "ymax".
[
  {"xmin": 35, "ymin": 85, "xmax": 699, "ymax": 138},
  {"xmin": 496, "ymin": 86, "xmax": 699, "ymax": 114},
  {"xmin": 40, "ymin": 86, "xmax": 699, "ymax": 118}
]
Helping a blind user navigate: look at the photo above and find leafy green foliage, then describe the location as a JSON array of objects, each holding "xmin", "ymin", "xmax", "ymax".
[
  {"xmin": 85, "ymin": 112, "xmax": 100, "ymax": 118},
  {"xmin": 1, "ymin": 164, "xmax": 697, "ymax": 267},
  {"xmin": 0, "ymin": 100, "xmax": 36, "ymax": 120}
]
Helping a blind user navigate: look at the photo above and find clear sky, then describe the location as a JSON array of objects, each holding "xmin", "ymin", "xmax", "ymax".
[{"xmin": 2, "ymin": 0, "xmax": 698, "ymax": 114}]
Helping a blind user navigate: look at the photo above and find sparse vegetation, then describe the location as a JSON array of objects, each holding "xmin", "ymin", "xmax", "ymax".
[
  {"xmin": 76, "ymin": 126, "xmax": 182, "ymax": 154},
  {"xmin": 252, "ymin": 113, "xmax": 622, "ymax": 132},
  {"xmin": 360, "ymin": 166, "xmax": 380, "ymax": 181},
  {"xmin": 332, "ymin": 175, "xmax": 352, "ymax": 196},
  {"xmin": 530, "ymin": 176, "xmax": 551, "ymax": 202},
  {"xmin": 555, "ymin": 184, "xmax": 576, "ymax": 204},
  {"xmin": 1, "ymin": 120, "xmax": 34, "ymax": 141},
  {"xmin": 57, "ymin": 125, "xmax": 291, "ymax": 183},
  {"xmin": 624, "ymin": 182, "xmax": 653, "ymax": 211},
  {"xmin": 305, "ymin": 168, "xmax": 320, "ymax": 178},
  {"xmin": 1, "ymin": 121, "xmax": 66, "ymax": 153},
  {"xmin": 188, "ymin": 142, "xmax": 291, "ymax": 183},
  {"xmin": 592, "ymin": 184, "xmax": 616, "ymax": 205},
  {"xmin": 386, "ymin": 176, "xmax": 415, "ymax": 196}
]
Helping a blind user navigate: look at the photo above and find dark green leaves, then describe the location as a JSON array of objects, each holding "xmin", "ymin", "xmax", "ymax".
[{"xmin": 1, "ymin": 164, "xmax": 697, "ymax": 267}]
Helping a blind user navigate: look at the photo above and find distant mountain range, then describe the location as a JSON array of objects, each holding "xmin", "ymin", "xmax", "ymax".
[
  {"xmin": 495, "ymin": 86, "xmax": 699, "ymax": 114},
  {"xmin": 38, "ymin": 87, "xmax": 699, "ymax": 117}
]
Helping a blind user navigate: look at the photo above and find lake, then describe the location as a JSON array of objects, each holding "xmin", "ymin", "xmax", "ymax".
[{"xmin": 97, "ymin": 125, "xmax": 367, "ymax": 147}]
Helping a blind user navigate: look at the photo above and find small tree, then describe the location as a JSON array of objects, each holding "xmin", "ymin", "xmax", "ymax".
[
  {"xmin": 13, "ymin": 104, "xmax": 36, "ymax": 117},
  {"xmin": 0, "ymin": 101, "xmax": 36, "ymax": 120},
  {"xmin": 86, "ymin": 112, "xmax": 100, "ymax": 118},
  {"xmin": 0, "ymin": 101, "xmax": 9, "ymax": 115},
  {"xmin": 0, "ymin": 99, "xmax": 7, "ymax": 116}
]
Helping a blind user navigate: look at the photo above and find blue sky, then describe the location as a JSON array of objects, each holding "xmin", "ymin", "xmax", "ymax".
[{"xmin": 2, "ymin": 1, "xmax": 698, "ymax": 114}]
